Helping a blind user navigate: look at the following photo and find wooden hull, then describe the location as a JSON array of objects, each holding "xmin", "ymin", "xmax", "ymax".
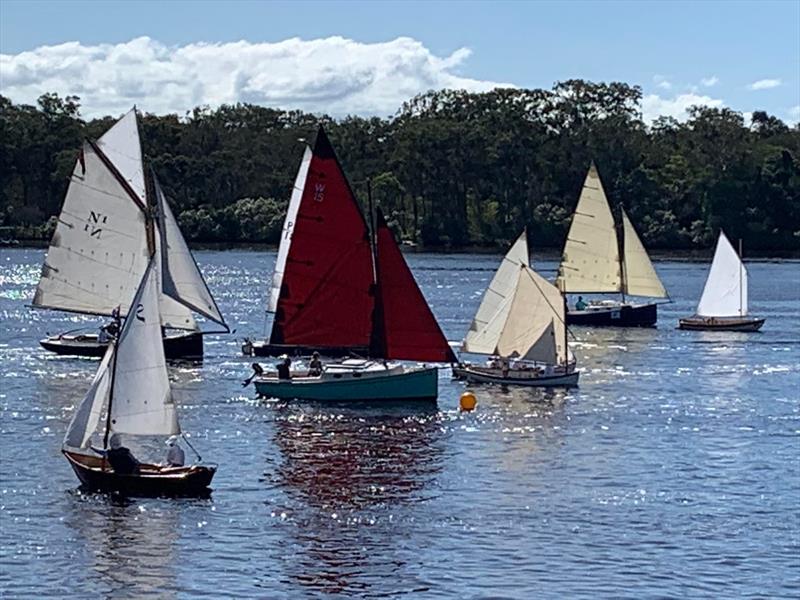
[
  {"xmin": 244, "ymin": 341, "xmax": 369, "ymax": 358},
  {"xmin": 678, "ymin": 317, "xmax": 765, "ymax": 332},
  {"xmin": 63, "ymin": 450, "xmax": 215, "ymax": 497},
  {"xmin": 567, "ymin": 302, "xmax": 658, "ymax": 327},
  {"xmin": 453, "ymin": 365, "xmax": 580, "ymax": 388},
  {"xmin": 255, "ymin": 366, "xmax": 439, "ymax": 402},
  {"xmin": 41, "ymin": 330, "xmax": 204, "ymax": 360}
]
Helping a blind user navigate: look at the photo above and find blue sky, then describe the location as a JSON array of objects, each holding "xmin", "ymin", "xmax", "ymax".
[{"xmin": 1, "ymin": 0, "xmax": 798, "ymax": 122}]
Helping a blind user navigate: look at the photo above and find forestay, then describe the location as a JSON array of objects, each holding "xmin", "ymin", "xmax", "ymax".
[
  {"xmin": 497, "ymin": 267, "xmax": 568, "ymax": 365},
  {"xmin": 154, "ymin": 177, "xmax": 225, "ymax": 329},
  {"xmin": 32, "ymin": 142, "xmax": 149, "ymax": 317},
  {"xmin": 556, "ymin": 164, "xmax": 621, "ymax": 293},
  {"xmin": 109, "ymin": 258, "xmax": 180, "ymax": 436},
  {"xmin": 63, "ymin": 347, "xmax": 113, "ymax": 449},
  {"xmin": 463, "ymin": 231, "xmax": 529, "ymax": 355},
  {"xmin": 697, "ymin": 231, "xmax": 748, "ymax": 317},
  {"xmin": 621, "ymin": 209, "xmax": 667, "ymax": 298}
]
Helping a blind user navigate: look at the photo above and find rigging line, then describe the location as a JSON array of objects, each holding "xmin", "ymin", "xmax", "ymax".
[{"xmin": 521, "ymin": 268, "xmax": 569, "ymax": 329}]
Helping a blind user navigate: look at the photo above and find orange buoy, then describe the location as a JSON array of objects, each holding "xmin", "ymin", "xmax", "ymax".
[{"xmin": 460, "ymin": 391, "xmax": 477, "ymax": 412}]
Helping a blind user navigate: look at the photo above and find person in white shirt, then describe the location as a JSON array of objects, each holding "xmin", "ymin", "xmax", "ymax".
[{"xmin": 165, "ymin": 436, "xmax": 185, "ymax": 467}]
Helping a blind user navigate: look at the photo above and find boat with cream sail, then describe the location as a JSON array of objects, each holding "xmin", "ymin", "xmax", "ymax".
[
  {"xmin": 62, "ymin": 255, "xmax": 216, "ymax": 496},
  {"xmin": 678, "ymin": 231, "xmax": 764, "ymax": 331},
  {"xmin": 32, "ymin": 109, "xmax": 228, "ymax": 359},
  {"xmin": 248, "ymin": 126, "xmax": 456, "ymax": 402},
  {"xmin": 453, "ymin": 230, "xmax": 579, "ymax": 387},
  {"xmin": 556, "ymin": 163, "xmax": 668, "ymax": 327}
]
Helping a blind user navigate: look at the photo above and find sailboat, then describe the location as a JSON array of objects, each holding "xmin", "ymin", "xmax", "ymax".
[
  {"xmin": 678, "ymin": 231, "xmax": 765, "ymax": 331},
  {"xmin": 251, "ymin": 126, "xmax": 456, "ymax": 402},
  {"xmin": 556, "ymin": 163, "xmax": 668, "ymax": 327},
  {"xmin": 33, "ymin": 109, "xmax": 228, "ymax": 359},
  {"xmin": 453, "ymin": 231, "xmax": 579, "ymax": 387},
  {"xmin": 62, "ymin": 256, "xmax": 217, "ymax": 496}
]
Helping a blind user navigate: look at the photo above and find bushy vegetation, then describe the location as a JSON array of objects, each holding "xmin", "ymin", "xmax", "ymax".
[{"xmin": 1, "ymin": 82, "xmax": 798, "ymax": 250}]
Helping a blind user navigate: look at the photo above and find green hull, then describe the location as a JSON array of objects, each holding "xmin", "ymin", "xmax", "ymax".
[{"xmin": 254, "ymin": 367, "xmax": 439, "ymax": 402}]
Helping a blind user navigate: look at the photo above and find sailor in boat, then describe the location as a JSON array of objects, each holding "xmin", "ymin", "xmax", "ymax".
[
  {"xmin": 574, "ymin": 296, "xmax": 588, "ymax": 311},
  {"xmin": 165, "ymin": 436, "xmax": 185, "ymax": 467},
  {"xmin": 95, "ymin": 433, "xmax": 141, "ymax": 475},
  {"xmin": 276, "ymin": 356, "xmax": 292, "ymax": 380},
  {"xmin": 308, "ymin": 352, "xmax": 323, "ymax": 377}
]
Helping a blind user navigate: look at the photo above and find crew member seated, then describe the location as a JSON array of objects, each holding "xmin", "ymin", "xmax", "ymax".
[
  {"xmin": 276, "ymin": 356, "xmax": 292, "ymax": 380},
  {"xmin": 575, "ymin": 296, "xmax": 588, "ymax": 311},
  {"xmin": 106, "ymin": 433, "xmax": 141, "ymax": 475},
  {"xmin": 308, "ymin": 351, "xmax": 323, "ymax": 376}
]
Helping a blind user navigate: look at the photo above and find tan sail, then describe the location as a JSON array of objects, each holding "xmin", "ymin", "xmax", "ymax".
[
  {"xmin": 496, "ymin": 266, "xmax": 568, "ymax": 365},
  {"xmin": 621, "ymin": 209, "xmax": 667, "ymax": 298},
  {"xmin": 463, "ymin": 231, "xmax": 528, "ymax": 354},
  {"xmin": 556, "ymin": 164, "xmax": 621, "ymax": 293}
]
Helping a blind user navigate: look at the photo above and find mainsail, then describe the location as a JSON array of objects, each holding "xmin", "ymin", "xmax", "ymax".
[
  {"xmin": 372, "ymin": 210, "xmax": 457, "ymax": 363},
  {"xmin": 268, "ymin": 126, "xmax": 376, "ymax": 348},
  {"xmin": 95, "ymin": 108, "xmax": 146, "ymax": 204},
  {"xmin": 32, "ymin": 140, "xmax": 150, "ymax": 317},
  {"xmin": 463, "ymin": 230, "xmax": 529, "ymax": 354},
  {"xmin": 696, "ymin": 231, "xmax": 748, "ymax": 317},
  {"xmin": 621, "ymin": 209, "xmax": 667, "ymax": 298},
  {"xmin": 556, "ymin": 163, "xmax": 621, "ymax": 294}
]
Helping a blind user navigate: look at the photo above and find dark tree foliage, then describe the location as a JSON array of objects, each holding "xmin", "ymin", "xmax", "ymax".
[{"xmin": 1, "ymin": 82, "xmax": 798, "ymax": 250}]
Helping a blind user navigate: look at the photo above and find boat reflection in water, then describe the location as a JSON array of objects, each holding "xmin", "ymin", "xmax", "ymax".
[
  {"xmin": 63, "ymin": 493, "xmax": 188, "ymax": 598},
  {"xmin": 263, "ymin": 402, "xmax": 444, "ymax": 595}
]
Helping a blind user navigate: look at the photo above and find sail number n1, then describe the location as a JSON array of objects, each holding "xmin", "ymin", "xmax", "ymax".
[{"xmin": 84, "ymin": 211, "xmax": 108, "ymax": 238}]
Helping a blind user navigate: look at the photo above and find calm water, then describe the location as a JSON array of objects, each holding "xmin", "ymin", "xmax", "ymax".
[{"xmin": 0, "ymin": 248, "xmax": 798, "ymax": 599}]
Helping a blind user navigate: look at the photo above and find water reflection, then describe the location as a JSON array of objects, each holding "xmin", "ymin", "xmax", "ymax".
[
  {"xmin": 63, "ymin": 492, "xmax": 185, "ymax": 599},
  {"xmin": 266, "ymin": 402, "xmax": 444, "ymax": 595}
]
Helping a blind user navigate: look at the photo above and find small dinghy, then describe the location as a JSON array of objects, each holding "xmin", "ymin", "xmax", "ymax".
[
  {"xmin": 678, "ymin": 231, "xmax": 765, "ymax": 332},
  {"xmin": 557, "ymin": 164, "xmax": 669, "ymax": 327},
  {"xmin": 454, "ymin": 230, "xmax": 579, "ymax": 388},
  {"xmin": 62, "ymin": 257, "xmax": 216, "ymax": 497},
  {"xmin": 249, "ymin": 127, "xmax": 456, "ymax": 402},
  {"xmin": 33, "ymin": 109, "xmax": 228, "ymax": 360}
]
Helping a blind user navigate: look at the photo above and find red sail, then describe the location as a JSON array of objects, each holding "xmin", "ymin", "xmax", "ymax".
[
  {"xmin": 373, "ymin": 210, "xmax": 457, "ymax": 363},
  {"xmin": 270, "ymin": 126, "xmax": 375, "ymax": 347}
]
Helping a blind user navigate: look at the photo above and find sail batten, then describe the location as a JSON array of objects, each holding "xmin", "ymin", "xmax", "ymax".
[
  {"xmin": 556, "ymin": 164, "xmax": 621, "ymax": 293},
  {"xmin": 696, "ymin": 231, "xmax": 748, "ymax": 317},
  {"xmin": 621, "ymin": 209, "xmax": 668, "ymax": 298}
]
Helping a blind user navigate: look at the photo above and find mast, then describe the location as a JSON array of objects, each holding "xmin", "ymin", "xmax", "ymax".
[
  {"xmin": 368, "ymin": 179, "xmax": 386, "ymax": 358},
  {"xmin": 102, "ymin": 339, "xmax": 119, "ymax": 450},
  {"xmin": 618, "ymin": 207, "xmax": 627, "ymax": 304},
  {"xmin": 739, "ymin": 238, "xmax": 743, "ymax": 317}
]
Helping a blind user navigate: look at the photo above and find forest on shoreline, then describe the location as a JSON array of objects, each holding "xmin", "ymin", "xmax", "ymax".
[{"xmin": 1, "ymin": 80, "xmax": 798, "ymax": 251}]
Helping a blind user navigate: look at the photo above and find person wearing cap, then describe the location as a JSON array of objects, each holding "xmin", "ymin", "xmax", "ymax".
[
  {"xmin": 308, "ymin": 351, "xmax": 323, "ymax": 376},
  {"xmin": 276, "ymin": 355, "xmax": 292, "ymax": 380},
  {"xmin": 106, "ymin": 433, "xmax": 140, "ymax": 475},
  {"xmin": 165, "ymin": 435, "xmax": 185, "ymax": 467}
]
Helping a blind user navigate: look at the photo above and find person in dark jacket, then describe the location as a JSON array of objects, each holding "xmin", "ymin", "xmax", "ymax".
[
  {"xmin": 308, "ymin": 351, "xmax": 323, "ymax": 376},
  {"xmin": 106, "ymin": 433, "xmax": 141, "ymax": 475},
  {"xmin": 276, "ymin": 356, "xmax": 292, "ymax": 380}
]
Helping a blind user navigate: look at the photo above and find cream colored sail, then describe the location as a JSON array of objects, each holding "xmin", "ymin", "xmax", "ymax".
[
  {"xmin": 155, "ymin": 177, "xmax": 226, "ymax": 329},
  {"xmin": 696, "ymin": 231, "xmax": 748, "ymax": 317},
  {"xmin": 556, "ymin": 164, "xmax": 621, "ymax": 293},
  {"xmin": 463, "ymin": 231, "xmax": 529, "ymax": 354},
  {"xmin": 621, "ymin": 209, "xmax": 667, "ymax": 298},
  {"xmin": 497, "ymin": 266, "xmax": 568, "ymax": 365},
  {"xmin": 110, "ymin": 258, "xmax": 179, "ymax": 436},
  {"xmin": 96, "ymin": 108, "xmax": 146, "ymax": 203},
  {"xmin": 63, "ymin": 347, "xmax": 114, "ymax": 449},
  {"xmin": 32, "ymin": 142, "xmax": 149, "ymax": 317},
  {"xmin": 269, "ymin": 145, "xmax": 313, "ymax": 313}
]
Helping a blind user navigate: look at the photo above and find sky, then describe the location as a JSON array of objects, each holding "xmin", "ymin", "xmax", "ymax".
[{"xmin": 1, "ymin": 0, "xmax": 798, "ymax": 123}]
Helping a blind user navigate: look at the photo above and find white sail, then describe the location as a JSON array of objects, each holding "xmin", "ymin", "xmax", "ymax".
[
  {"xmin": 556, "ymin": 164, "xmax": 621, "ymax": 293},
  {"xmin": 110, "ymin": 258, "xmax": 179, "ymax": 436},
  {"xmin": 63, "ymin": 346, "xmax": 114, "ymax": 449},
  {"xmin": 153, "ymin": 214, "xmax": 198, "ymax": 331},
  {"xmin": 96, "ymin": 108, "xmax": 146, "ymax": 204},
  {"xmin": 268, "ymin": 145, "xmax": 312, "ymax": 313},
  {"xmin": 621, "ymin": 209, "xmax": 667, "ymax": 298},
  {"xmin": 463, "ymin": 231, "xmax": 529, "ymax": 354},
  {"xmin": 32, "ymin": 142, "xmax": 149, "ymax": 317},
  {"xmin": 155, "ymin": 178, "xmax": 225, "ymax": 328},
  {"xmin": 497, "ymin": 267, "xmax": 568, "ymax": 365},
  {"xmin": 697, "ymin": 231, "xmax": 748, "ymax": 317}
]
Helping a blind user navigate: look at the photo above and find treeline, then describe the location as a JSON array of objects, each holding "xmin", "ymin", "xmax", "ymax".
[{"xmin": 1, "ymin": 81, "xmax": 798, "ymax": 250}]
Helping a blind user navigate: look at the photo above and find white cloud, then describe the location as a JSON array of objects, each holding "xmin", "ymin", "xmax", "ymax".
[
  {"xmin": 748, "ymin": 78, "xmax": 781, "ymax": 91},
  {"xmin": 700, "ymin": 76, "xmax": 719, "ymax": 87},
  {"xmin": 642, "ymin": 92, "xmax": 724, "ymax": 122},
  {"xmin": 653, "ymin": 74, "xmax": 672, "ymax": 90},
  {"xmin": 788, "ymin": 105, "xmax": 800, "ymax": 125},
  {"xmin": 0, "ymin": 36, "xmax": 511, "ymax": 118}
]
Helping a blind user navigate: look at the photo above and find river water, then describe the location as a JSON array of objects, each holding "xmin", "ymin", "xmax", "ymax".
[{"xmin": 0, "ymin": 248, "xmax": 798, "ymax": 599}]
